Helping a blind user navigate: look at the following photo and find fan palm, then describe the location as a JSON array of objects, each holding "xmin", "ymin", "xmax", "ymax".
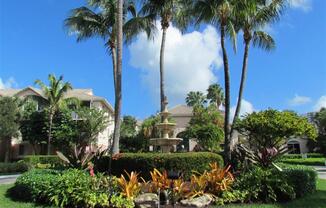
[
  {"xmin": 207, "ymin": 83, "xmax": 225, "ymax": 109},
  {"xmin": 131, "ymin": 0, "xmax": 193, "ymax": 112},
  {"xmin": 65, "ymin": 0, "xmax": 139, "ymax": 154},
  {"xmin": 193, "ymin": 0, "xmax": 237, "ymax": 163},
  {"xmin": 35, "ymin": 74, "xmax": 72, "ymax": 155},
  {"xmin": 186, "ymin": 91, "xmax": 207, "ymax": 107},
  {"xmin": 230, "ymin": 0, "xmax": 285, "ymax": 138}
]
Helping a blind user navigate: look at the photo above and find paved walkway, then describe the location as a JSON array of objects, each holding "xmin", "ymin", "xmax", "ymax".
[
  {"xmin": 0, "ymin": 174, "xmax": 21, "ymax": 185},
  {"xmin": 313, "ymin": 166, "xmax": 326, "ymax": 179}
]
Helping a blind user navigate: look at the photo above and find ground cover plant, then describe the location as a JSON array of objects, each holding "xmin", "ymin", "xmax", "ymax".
[{"xmin": 279, "ymin": 157, "xmax": 326, "ymax": 166}]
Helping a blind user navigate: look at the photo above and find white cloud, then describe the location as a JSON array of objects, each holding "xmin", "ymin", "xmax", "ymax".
[
  {"xmin": 231, "ymin": 99, "xmax": 255, "ymax": 120},
  {"xmin": 288, "ymin": 94, "xmax": 312, "ymax": 106},
  {"xmin": 0, "ymin": 77, "xmax": 17, "ymax": 89},
  {"xmin": 288, "ymin": 0, "xmax": 312, "ymax": 12},
  {"xmin": 314, "ymin": 96, "xmax": 326, "ymax": 111},
  {"xmin": 128, "ymin": 24, "xmax": 222, "ymax": 107}
]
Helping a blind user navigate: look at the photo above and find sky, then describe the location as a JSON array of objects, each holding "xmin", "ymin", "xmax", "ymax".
[{"xmin": 0, "ymin": 0, "xmax": 326, "ymax": 120}]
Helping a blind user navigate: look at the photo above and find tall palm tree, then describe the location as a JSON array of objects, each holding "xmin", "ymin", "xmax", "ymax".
[
  {"xmin": 65, "ymin": 0, "xmax": 138, "ymax": 154},
  {"xmin": 207, "ymin": 83, "xmax": 225, "ymax": 109},
  {"xmin": 230, "ymin": 0, "xmax": 284, "ymax": 138},
  {"xmin": 113, "ymin": 0, "xmax": 124, "ymax": 154},
  {"xmin": 135, "ymin": 0, "xmax": 192, "ymax": 112},
  {"xmin": 186, "ymin": 91, "xmax": 207, "ymax": 107},
  {"xmin": 193, "ymin": 0, "xmax": 237, "ymax": 163},
  {"xmin": 35, "ymin": 74, "xmax": 72, "ymax": 155}
]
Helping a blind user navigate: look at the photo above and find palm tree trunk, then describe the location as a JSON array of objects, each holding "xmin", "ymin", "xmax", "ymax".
[
  {"xmin": 230, "ymin": 41, "xmax": 250, "ymax": 139},
  {"xmin": 47, "ymin": 112, "xmax": 53, "ymax": 155},
  {"xmin": 4, "ymin": 137, "xmax": 11, "ymax": 163},
  {"xmin": 160, "ymin": 27, "xmax": 167, "ymax": 112},
  {"xmin": 112, "ymin": 0, "xmax": 123, "ymax": 154},
  {"xmin": 110, "ymin": 40, "xmax": 117, "ymax": 91},
  {"xmin": 220, "ymin": 26, "xmax": 231, "ymax": 164}
]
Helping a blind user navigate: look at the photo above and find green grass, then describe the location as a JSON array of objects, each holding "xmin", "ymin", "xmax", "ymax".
[
  {"xmin": 280, "ymin": 158, "xmax": 326, "ymax": 166},
  {"xmin": 218, "ymin": 179, "xmax": 326, "ymax": 208},
  {"xmin": 1, "ymin": 179, "xmax": 326, "ymax": 208},
  {"xmin": 0, "ymin": 184, "xmax": 53, "ymax": 208}
]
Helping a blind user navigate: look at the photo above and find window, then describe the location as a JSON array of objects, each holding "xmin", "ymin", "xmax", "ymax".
[{"xmin": 287, "ymin": 141, "xmax": 301, "ymax": 154}]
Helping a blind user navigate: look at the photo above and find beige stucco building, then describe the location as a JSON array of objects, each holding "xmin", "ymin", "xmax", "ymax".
[{"xmin": 0, "ymin": 87, "xmax": 114, "ymax": 159}]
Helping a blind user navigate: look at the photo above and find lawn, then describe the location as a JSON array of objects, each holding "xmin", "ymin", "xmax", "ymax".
[
  {"xmin": 0, "ymin": 184, "xmax": 53, "ymax": 208},
  {"xmin": 1, "ymin": 179, "xmax": 326, "ymax": 208},
  {"xmin": 280, "ymin": 158, "xmax": 326, "ymax": 166}
]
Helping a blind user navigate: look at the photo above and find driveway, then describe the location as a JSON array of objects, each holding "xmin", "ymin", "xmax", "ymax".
[
  {"xmin": 313, "ymin": 166, "xmax": 326, "ymax": 179},
  {"xmin": 0, "ymin": 174, "xmax": 20, "ymax": 185}
]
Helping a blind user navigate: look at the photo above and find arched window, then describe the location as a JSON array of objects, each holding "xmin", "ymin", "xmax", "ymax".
[{"xmin": 287, "ymin": 140, "xmax": 301, "ymax": 154}]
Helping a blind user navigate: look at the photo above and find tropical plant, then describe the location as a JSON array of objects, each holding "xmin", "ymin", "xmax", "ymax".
[
  {"xmin": 117, "ymin": 171, "xmax": 142, "ymax": 199},
  {"xmin": 65, "ymin": 0, "xmax": 138, "ymax": 154},
  {"xmin": 0, "ymin": 96, "xmax": 21, "ymax": 162},
  {"xmin": 207, "ymin": 83, "xmax": 225, "ymax": 109},
  {"xmin": 193, "ymin": 0, "xmax": 237, "ymax": 163},
  {"xmin": 188, "ymin": 162, "xmax": 234, "ymax": 197},
  {"xmin": 186, "ymin": 91, "xmax": 207, "ymax": 107},
  {"xmin": 149, "ymin": 168, "xmax": 170, "ymax": 192},
  {"xmin": 35, "ymin": 74, "xmax": 73, "ymax": 155},
  {"xmin": 132, "ymin": 0, "xmax": 192, "ymax": 112},
  {"xmin": 56, "ymin": 146, "xmax": 104, "ymax": 169},
  {"xmin": 230, "ymin": 0, "xmax": 285, "ymax": 139}
]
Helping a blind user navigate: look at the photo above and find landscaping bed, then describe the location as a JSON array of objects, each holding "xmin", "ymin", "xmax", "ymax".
[{"xmin": 280, "ymin": 158, "xmax": 326, "ymax": 166}]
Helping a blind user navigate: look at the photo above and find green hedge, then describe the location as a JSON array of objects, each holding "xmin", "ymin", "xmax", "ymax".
[
  {"xmin": 280, "ymin": 158, "xmax": 326, "ymax": 166},
  {"xmin": 0, "ymin": 162, "xmax": 30, "ymax": 174},
  {"xmin": 19, "ymin": 155, "xmax": 64, "ymax": 169},
  {"xmin": 282, "ymin": 153, "xmax": 324, "ymax": 159},
  {"xmin": 94, "ymin": 152, "xmax": 224, "ymax": 180},
  {"xmin": 282, "ymin": 165, "xmax": 317, "ymax": 197}
]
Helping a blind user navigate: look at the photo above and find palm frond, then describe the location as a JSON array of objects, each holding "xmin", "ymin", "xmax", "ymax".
[
  {"xmin": 252, "ymin": 30, "xmax": 275, "ymax": 51},
  {"xmin": 124, "ymin": 15, "xmax": 157, "ymax": 44}
]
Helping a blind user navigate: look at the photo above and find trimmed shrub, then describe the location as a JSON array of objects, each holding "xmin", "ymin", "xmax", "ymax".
[
  {"xmin": 282, "ymin": 153, "xmax": 324, "ymax": 159},
  {"xmin": 9, "ymin": 169, "xmax": 59, "ymax": 202},
  {"xmin": 0, "ymin": 162, "xmax": 30, "ymax": 174},
  {"xmin": 19, "ymin": 155, "xmax": 64, "ymax": 169},
  {"xmin": 280, "ymin": 158, "xmax": 325, "ymax": 166},
  {"xmin": 280, "ymin": 165, "xmax": 317, "ymax": 197},
  {"xmin": 9, "ymin": 169, "xmax": 134, "ymax": 208},
  {"xmin": 233, "ymin": 166, "xmax": 295, "ymax": 203},
  {"xmin": 94, "ymin": 152, "xmax": 224, "ymax": 180}
]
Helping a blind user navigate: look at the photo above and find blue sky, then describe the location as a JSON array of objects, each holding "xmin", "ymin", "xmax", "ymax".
[{"xmin": 1, "ymin": 0, "xmax": 325, "ymax": 119}]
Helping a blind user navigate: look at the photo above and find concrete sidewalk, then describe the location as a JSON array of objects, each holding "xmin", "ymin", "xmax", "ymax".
[
  {"xmin": 313, "ymin": 166, "xmax": 326, "ymax": 179},
  {"xmin": 0, "ymin": 174, "xmax": 21, "ymax": 185}
]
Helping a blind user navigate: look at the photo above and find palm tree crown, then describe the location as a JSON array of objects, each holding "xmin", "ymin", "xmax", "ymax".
[
  {"xmin": 207, "ymin": 84, "xmax": 224, "ymax": 108},
  {"xmin": 186, "ymin": 91, "xmax": 207, "ymax": 107}
]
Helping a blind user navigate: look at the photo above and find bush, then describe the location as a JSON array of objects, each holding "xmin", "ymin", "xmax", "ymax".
[
  {"xmin": 280, "ymin": 164, "xmax": 317, "ymax": 197},
  {"xmin": 9, "ymin": 169, "xmax": 59, "ymax": 202},
  {"xmin": 94, "ymin": 152, "xmax": 224, "ymax": 180},
  {"xmin": 280, "ymin": 158, "xmax": 325, "ymax": 166},
  {"xmin": 9, "ymin": 169, "xmax": 134, "ymax": 208},
  {"xmin": 282, "ymin": 153, "xmax": 324, "ymax": 159},
  {"xmin": 19, "ymin": 155, "xmax": 64, "ymax": 169},
  {"xmin": 0, "ymin": 162, "xmax": 30, "ymax": 174},
  {"xmin": 233, "ymin": 166, "xmax": 295, "ymax": 203}
]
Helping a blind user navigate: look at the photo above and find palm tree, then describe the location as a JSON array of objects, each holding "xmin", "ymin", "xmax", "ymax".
[
  {"xmin": 113, "ymin": 0, "xmax": 124, "ymax": 154},
  {"xmin": 207, "ymin": 83, "xmax": 225, "ymax": 109},
  {"xmin": 65, "ymin": 0, "xmax": 138, "ymax": 154},
  {"xmin": 135, "ymin": 0, "xmax": 192, "ymax": 112},
  {"xmin": 193, "ymin": 0, "xmax": 237, "ymax": 163},
  {"xmin": 186, "ymin": 91, "xmax": 207, "ymax": 107},
  {"xmin": 35, "ymin": 74, "xmax": 72, "ymax": 155},
  {"xmin": 230, "ymin": 0, "xmax": 284, "ymax": 138}
]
